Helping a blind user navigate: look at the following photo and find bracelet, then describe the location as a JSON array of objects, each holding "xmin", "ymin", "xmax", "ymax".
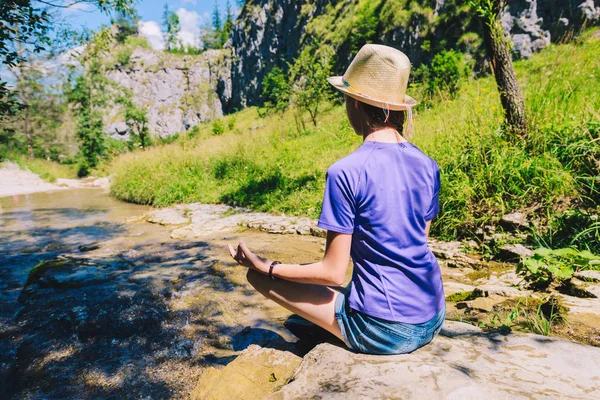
[{"xmin": 269, "ymin": 261, "xmax": 281, "ymax": 280}]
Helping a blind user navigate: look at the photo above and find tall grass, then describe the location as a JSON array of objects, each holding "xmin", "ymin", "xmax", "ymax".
[
  {"xmin": 110, "ymin": 30, "xmax": 600, "ymax": 240},
  {"xmin": 8, "ymin": 153, "xmax": 78, "ymax": 182}
]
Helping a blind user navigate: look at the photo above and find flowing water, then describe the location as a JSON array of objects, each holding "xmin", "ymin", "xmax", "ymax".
[{"xmin": 0, "ymin": 189, "xmax": 326, "ymax": 398}]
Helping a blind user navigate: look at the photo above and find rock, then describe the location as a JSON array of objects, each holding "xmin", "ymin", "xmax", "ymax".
[
  {"xmin": 499, "ymin": 212, "xmax": 530, "ymax": 231},
  {"xmin": 471, "ymin": 296, "xmax": 502, "ymax": 312},
  {"xmin": 429, "ymin": 239, "xmax": 462, "ymax": 259},
  {"xmin": 190, "ymin": 345, "xmax": 301, "ymax": 400},
  {"xmin": 78, "ymin": 243, "xmax": 100, "ymax": 252},
  {"xmin": 146, "ymin": 208, "xmax": 190, "ymax": 225},
  {"xmin": 476, "ymin": 284, "xmax": 526, "ymax": 298},
  {"xmin": 443, "ymin": 282, "xmax": 476, "ymax": 297},
  {"xmin": 104, "ymin": 48, "xmax": 231, "ymax": 137},
  {"xmin": 271, "ymin": 321, "xmax": 600, "ymax": 399},
  {"xmin": 496, "ymin": 243, "xmax": 534, "ymax": 262},
  {"xmin": 574, "ymin": 270, "xmax": 600, "ymax": 282}
]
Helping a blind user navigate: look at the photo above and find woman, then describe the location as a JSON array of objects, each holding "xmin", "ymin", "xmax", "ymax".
[{"xmin": 228, "ymin": 44, "xmax": 445, "ymax": 355}]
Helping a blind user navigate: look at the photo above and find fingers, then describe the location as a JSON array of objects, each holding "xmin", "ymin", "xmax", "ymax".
[{"xmin": 227, "ymin": 244, "xmax": 236, "ymax": 259}]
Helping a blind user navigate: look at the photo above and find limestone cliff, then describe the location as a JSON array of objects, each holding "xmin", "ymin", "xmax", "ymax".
[
  {"xmin": 104, "ymin": 48, "xmax": 231, "ymax": 139},
  {"xmin": 228, "ymin": 0, "xmax": 600, "ymax": 109}
]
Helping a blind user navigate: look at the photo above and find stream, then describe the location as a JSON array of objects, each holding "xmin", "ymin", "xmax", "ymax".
[{"xmin": 0, "ymin": 189, "xmax": 325, "ymax": 399}]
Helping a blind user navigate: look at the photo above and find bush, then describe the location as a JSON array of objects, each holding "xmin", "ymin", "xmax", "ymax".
[
  {"xmin": 416, "ymin": 50, "xmax": 470, "ymax": 99},
  {"xmin": 262, "ymin": 67, "xmax": 290, "ymax": 113},
  {"xmin": 518, "ymin": 247, "xmax": 600, "ymax": 289},
  {"xmin": 212, "ymin": 119, "xmax": 225, "ymax": 135},
  {"xmin": 117, "ymin": 47, "xmax": 134, "ymax": 66}
]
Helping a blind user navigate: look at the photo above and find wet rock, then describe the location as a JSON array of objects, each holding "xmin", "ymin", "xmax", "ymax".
[
  {"xmin": 271, "ymin": 321, "xmax": 600, "ymax": 399},
  {"xmin": 23, "ymin": 257, "xmax": 115, "ymax": 290},
  {"xmin": 78, "ymin": 243, "xmax": 100, "ymax": 253},
  {"xmin": 499, "ymin": 212, "xmax": 530, "ymax": 231},
  {"xmin": 574, "ymin": 270, "xmax": 600, "ymax": 282},
  {"xmin": 147, "ymin": 208, "xmax": 190, "ymax": 225},
  {"xmin": 496, "ymin": 243, "xmax": 534, "ymax": 262},
  {"xmin": 190, "ymin": 345, "xmax": 301, "ymax": 400}
]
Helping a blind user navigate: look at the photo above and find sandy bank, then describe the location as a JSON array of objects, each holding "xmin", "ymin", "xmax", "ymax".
[{"xmin": 0, "ymin": 162, "xmax": 64, "ymax": 198}]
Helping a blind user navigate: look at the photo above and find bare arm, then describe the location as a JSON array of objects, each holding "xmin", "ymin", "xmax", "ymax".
[
  {"xmin": 425, "ymin": 219, "xmax": 432, "ymax": 237},
  {"xmin": 228, "ymin": 230, "xmax": 352, "ymax": 286}
]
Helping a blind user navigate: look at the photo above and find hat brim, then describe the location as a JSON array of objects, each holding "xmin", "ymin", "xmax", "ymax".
[{"xmin": 327, "ymin": 76, "xmax": 418, "ymax": 111}]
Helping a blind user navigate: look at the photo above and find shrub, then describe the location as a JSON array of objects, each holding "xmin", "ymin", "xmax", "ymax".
[
  {"xmin": 517, "ymin": 247, "xmax": 600, "ymax": 289},
  {"xmin": 262, "ymin": 67, "xmax": 290, "ymax": 113},
  {"xmin": 416, "ymin": 50, "xmax": 470, "ymax": 99},
  {"xmin": 212, "ymin": 119, "xmax": 225, "ymax": 135},
  {"xmin": 117, "ymin": 47, "xmax": 134, "ymax": 66}
]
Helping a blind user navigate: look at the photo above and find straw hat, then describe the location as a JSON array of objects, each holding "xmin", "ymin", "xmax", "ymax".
[{"xmin": 327, "ymin": 44, "xmax": 417, "ymax": 111}]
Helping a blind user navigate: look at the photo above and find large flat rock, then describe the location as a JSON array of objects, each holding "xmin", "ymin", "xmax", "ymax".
[{"xmin": 271, "ymin": 321, "xmax": 600, "ymax": 399}]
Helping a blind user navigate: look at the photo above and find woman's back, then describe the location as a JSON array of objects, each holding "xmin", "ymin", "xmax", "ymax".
[{"xmin": 318, "ymin": 140, "xmax": 445, "ymax": 323}]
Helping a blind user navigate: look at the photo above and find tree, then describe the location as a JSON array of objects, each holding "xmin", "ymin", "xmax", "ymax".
[
  {"xmin": 112, "ymin": 8, "xmax": 140, "ymax": 44},
  {"xmin": 162, "ymin": 4, "xmax": 180, "ymax": 51},
  {"xmin": 66, "ymin": 28, "xmax": 114, "ymax": 176},
  {"xmin": 469, "ymin": 0, "xmax": 527, "ymax": 137},
  {"xmin": 221, "ymin": 0, "xmax": 234, "ymax": 45},
  {"xmin": 289, "ymin": 45, "xmax": 334, "ymax": 127},
  {"xmin": 212, "ymin": 1, "xmax": 222, "ymax": 32},
  {"xmin": 123, "ymin": 99, "xmax": 150, "ymax": 150},
  {"xmin": 0, "ymin": 0, "xmax": 135, "ymax": 117},
  {"xmin": 262, "ymin": 67, "xmax": 290, "ymax": 113}
]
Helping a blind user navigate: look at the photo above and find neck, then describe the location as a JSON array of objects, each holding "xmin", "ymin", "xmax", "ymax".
[{"xmin": 363, "ymin": 127, "xmax": 407, "ymax": 143}]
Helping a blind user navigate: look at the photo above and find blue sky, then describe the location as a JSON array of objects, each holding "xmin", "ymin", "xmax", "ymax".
[{"xmin": 57, "ymin": 0, "xmax": 239, "ymax": 49}]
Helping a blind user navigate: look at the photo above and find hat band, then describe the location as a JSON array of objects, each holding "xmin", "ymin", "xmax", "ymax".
[{"xmin": 342, "ymin": 76, "xmax": 414, "ymax": 138}]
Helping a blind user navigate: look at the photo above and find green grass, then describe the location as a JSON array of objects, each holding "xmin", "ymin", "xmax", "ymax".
[
  {"xmin": 109, "ymin": 30, "xmax": 600, "ymax": 242},
  {"xmin": 9, "ymin": 153, "xmax": 78, "ymax": 182}
]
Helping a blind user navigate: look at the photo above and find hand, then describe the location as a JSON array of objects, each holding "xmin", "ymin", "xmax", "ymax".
[{"xmin": 227, "ymin": 241, "xmax": 271, "ymax": 274}]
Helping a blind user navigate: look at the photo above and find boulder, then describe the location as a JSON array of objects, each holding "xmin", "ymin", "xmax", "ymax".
[
  {"xmin": 496, "ymin": 243, "xmax": 534, "ymax": 262},
  {"xmin": 499, "ymin": 212, "xmax": 530, "ymax": 231},
  {"xmin": 190, "ymin": 345, "xmax": 301, "ymax": 400},
  {"xmin": 574, "ymin": 270, "xmax": 600, "ymax": 282},
  {"xmin": 271, "ymin": 321, "xmax": 600, "ymax": 399}
]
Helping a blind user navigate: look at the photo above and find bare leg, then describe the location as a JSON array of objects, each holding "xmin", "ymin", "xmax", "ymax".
[{"xmin": 246, "ymin": 269, "xmax": 344, "ymax": 341}]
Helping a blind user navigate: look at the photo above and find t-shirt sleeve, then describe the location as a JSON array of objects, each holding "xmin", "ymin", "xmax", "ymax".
[
  {"xmin": 318, "ymin": 165, "xmax": 356, "ymax": 234},
  {"xmin": 424, "ymin": 162, "xmax": 441, "ymax": 221}
]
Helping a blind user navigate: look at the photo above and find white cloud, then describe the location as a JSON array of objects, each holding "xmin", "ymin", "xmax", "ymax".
[
  {"xmin": 139, "ymin": 20, "xmax": 165, "ymax": 51},
  {"xmin": 175, "ymin": 8, "xmax": 201, "ymax": 49}
]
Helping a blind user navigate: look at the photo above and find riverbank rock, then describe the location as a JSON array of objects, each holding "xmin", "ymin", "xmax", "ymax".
[
  {"xmin": 496, "ymin": 243, "xmax": 534, "ymax": 262},
  {"xmin": 190, "ymin": 345, "xmax": 301, "ymax": 400},
  {"xmin": 499, "ymin": 212, "xmax": 530, "ymax": 231},
  {"xmin": 0, "ymin": 162, "xmax": 64, "ymax": 197},
  {"xmin": 270, "ymin": 321, "xmax": 600, "ymax": 399},
  {"xmin": 55, "ymin": 177, "xmax": 110, "ymax": 189}
]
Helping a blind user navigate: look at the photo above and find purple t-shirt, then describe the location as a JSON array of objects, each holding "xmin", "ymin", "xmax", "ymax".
[{"xmin": 318, "ymin": 141, "xmax": 445, "ymax": 323}]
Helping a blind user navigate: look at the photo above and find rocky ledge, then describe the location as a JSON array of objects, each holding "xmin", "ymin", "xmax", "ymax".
[{"xmin": 193, "ymin": 321, "xmax": 600, "ymax": 400}]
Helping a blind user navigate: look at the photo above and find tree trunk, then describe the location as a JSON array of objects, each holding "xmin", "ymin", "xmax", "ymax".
[{"xmin": 482, "ymin": 17, "xmax": 527, "ymax": 138}]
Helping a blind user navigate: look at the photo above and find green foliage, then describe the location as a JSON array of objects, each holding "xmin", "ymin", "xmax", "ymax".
[
  {"xmin": 75, "ymin": 110, "xmax": 105, "ymax": 177},
  {"xmin": 289, "ymin": 45, "xmax": 335, "ymax": 126},
  {"xmin": 262, "ymin": 67, "xmax": 290, "ymax": 113},
  {"xmin": 116, "ymin": 46, "xmax": 133, "ymax": 66},
  {"xmin": 109, "ymin": 32, "xmax": 600, "ymax": 245},
  {"xmin": 415, "ymin": 50, "xmax": 470, "ymax": 99},
  {"xmin": 162, "ymin": 3, "xmax": 181, "ymax": 51},
  {"xmin": 8, "ymin": 152, "xmax": 78, "ymax": 182},
  {"xmin": 212, "ymin": 119, "xmax": 225, "ymax": 135},
  {"xmin": 123, "ymin": 101, "xmax": 151, "ymax": 150},
  {"xmin": 112, "ymin": 8, "xmax": 140, "ymax": 43},
  {"xmin": 124, "ymin": 35, "xmax": 150, "ymax": 49},
  {"xmin": 518, "ymin": 247, "xmax": 600, "ymax": 289},
  {"xmin": 478, "ymin": 304, "xmax": 521, "ymax": 333}
]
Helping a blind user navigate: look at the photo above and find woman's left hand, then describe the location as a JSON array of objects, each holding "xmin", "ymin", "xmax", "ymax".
[{"xmin": 227, "ymin": 241, "xmax": 271, "ymax": 274}]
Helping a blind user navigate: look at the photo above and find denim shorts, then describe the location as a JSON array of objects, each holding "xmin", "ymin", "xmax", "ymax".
[{"xmin": 334, "ymin": 291, "xmax": 446, "ymax": 355}]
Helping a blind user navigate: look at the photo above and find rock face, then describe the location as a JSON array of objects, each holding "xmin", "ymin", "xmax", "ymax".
[
  {"xmin": 105, "ymin": 48, "xmax": 231, "ymax": 138},
  {"xmin": 229, "ymin": 0, "xmax": 600, "ymax": 109},
  {"xmin": 270, "ymin": 321, "xmax": 600, "ymax": 399}
]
